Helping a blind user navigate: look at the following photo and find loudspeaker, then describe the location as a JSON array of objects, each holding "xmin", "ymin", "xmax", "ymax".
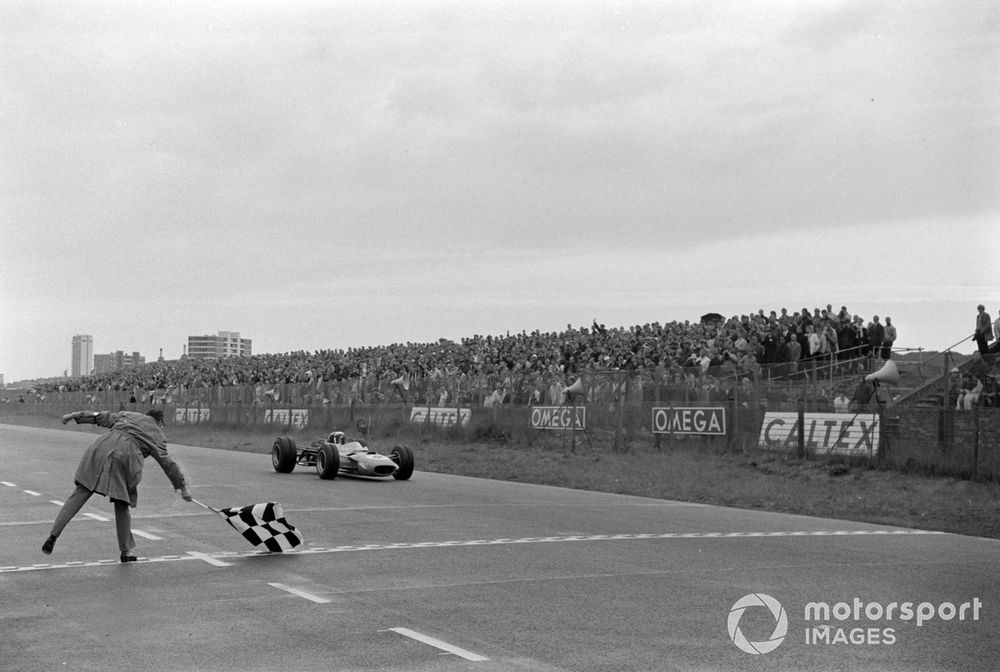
[
  {"xmin": 391, "ymin": 374, "xmax": 409, "ymax": 390},
  {"xmin": 865, "ymin": 359, "xmax": 900, "ymax": 386},
  {"xmin": 563, "ymin": 378, "xmax": 586, "ymax": 398}
]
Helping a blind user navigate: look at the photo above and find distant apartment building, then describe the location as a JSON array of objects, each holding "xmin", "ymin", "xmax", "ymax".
[
  {"xmin": 93, "ymin": 351, "xmax": 146, "ymax": 375},
  {"xmin": 187, "ymin": 331, "xmax": 252, "ymax": 359},
  {"xmin": 71, "ymin": 334, "xmax": 94, "ymax": 377}
]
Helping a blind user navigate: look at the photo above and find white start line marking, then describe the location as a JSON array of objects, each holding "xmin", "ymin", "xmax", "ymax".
[
  {"xmin": 187, "ymin": 551, "xmax": 232, "ymax": 567},
  {"xmin": 385, "ymin": 627, "xmax": 489, "ymax": 662}
]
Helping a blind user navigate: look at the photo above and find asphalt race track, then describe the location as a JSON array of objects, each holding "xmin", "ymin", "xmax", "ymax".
[{"xmin": 2, "ymin": 423, "xmax": 997, "ymax": 672}]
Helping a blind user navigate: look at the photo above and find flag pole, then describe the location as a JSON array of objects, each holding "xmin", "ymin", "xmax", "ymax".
[{"xmin": 190, "ymin": 498, "xmax": 222, "ymax": 515}]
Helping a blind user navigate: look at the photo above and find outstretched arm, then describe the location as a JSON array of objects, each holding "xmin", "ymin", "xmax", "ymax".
[
  {"xmin": 145, "ymin": 443, "xmax": 192, "ymax": 500},
  {"xmin": 61, "ymin": 411, "xmax": 101, "ymax": 425}
]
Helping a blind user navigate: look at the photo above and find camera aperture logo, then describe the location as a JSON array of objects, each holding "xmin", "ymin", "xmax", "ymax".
[
  {"xmin": 728, "ymin": 593, "xmax": 788, "ymax": 654},
  {"xmin": 728, "ymin": 593, "xmax": 984, "ymax": 653}
]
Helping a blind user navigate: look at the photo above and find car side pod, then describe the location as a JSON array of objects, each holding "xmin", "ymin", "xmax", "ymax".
[{"xmin": 272, "ymin": 436, "xmax": 298, "ymax": 473}]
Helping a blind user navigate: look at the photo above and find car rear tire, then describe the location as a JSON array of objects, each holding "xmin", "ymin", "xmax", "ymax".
[
  {"xmin": 316, "ymin": 443, "xmax": 340, "ymax": 479},
  {"xmin": 390, "ymin": 445, "xmax": 414, "ymax": 480},
  {"xmin": 272, "ymin": 437, "xmax": 297, "ymax": 473}
]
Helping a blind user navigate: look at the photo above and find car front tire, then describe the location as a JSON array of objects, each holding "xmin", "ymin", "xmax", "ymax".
[
  {"xmin": 390, "ymin": 445, "xmax": 415, "ymax": 480},
  {"xmin": 272, "ymin": 436, "xmax": 297, "ymax": 473},
  {"xmin": 316, "ymin": 443, "xmax": 340, "ymax": 479}
]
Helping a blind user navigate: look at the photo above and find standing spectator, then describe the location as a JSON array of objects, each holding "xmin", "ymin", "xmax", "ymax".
[
  {"xmin": 868, "ymin": 316, "xmax": 885, "ymax": 364},
  {"xmin": 991, "ymin": 310, "xmax": 1000, "ymax": 355},
  {"xmin": 822, "ymin": 321, "xmax": 838, "ymax": 361},
  {"xmin": 973, "ymin": 304, "xmax": 993, "ymax": 354},
  {"xmin": 799, "ymin": 308, "xmax": 813, "ymax": 330},
  {"xmin": 785, "ymin": 333, "xmax": 802, "ymax": 376},
  {"xmin": 761, "ymin": 328, "xmax": 780, "ymax": 366},
  {"xmin": 853, "ymin": 317, "xmax": 869, "ymax": 372},
  {"xmin": 837, "ymin": 318, "xmax": 858, "ymax": 373},
  {"xmin": 805, "ymin": 324, "xmax": 822, "ymax": 360},
  {"xmin": 882, "ymin": 317, "xmax": 896, "ymax": 359}
]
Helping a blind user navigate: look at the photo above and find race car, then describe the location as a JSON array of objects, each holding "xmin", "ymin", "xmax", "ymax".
[{"xmin": 271, "ymin": 431, "xmax": 415, "ymax": 481}]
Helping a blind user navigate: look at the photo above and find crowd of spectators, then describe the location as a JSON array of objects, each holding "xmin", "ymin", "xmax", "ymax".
[{"xmin": 21, "ymin": 304, "xmax": 899, "ymax": 408}]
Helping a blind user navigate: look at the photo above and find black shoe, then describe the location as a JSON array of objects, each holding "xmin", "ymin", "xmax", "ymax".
[
  {"xmin": 42, "ymin": 536, "xmax": 56, "ymax": 555},
  {"xmin": 120, "ymin": 552, "xmax": 138, "ymax": 563}
]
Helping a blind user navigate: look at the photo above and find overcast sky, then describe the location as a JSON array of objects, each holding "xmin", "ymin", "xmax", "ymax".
[{"xmin": 2, "ymin": 1, "xmax": 998, "ymax": 382}]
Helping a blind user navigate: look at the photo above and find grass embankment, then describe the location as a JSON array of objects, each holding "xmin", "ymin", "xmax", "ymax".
[{"xmin": 6, "ymin": 414, "xmax": 999, "ymax": 539}]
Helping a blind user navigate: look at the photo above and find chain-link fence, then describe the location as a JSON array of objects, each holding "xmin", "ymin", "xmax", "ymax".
[{"xmin": 6, "ymin": 353, "xmax": 998, "ymax": 479}]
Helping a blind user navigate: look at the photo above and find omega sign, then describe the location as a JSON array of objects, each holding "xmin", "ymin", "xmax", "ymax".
[
  {"xmin": 652, "ymin": 406, "xmax": 727, "ymax": 436},
  {"xmin": 530, "ymin": 405, "xmax": 586, "ymax": 431}
]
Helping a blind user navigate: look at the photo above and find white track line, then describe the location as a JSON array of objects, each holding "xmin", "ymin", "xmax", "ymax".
[
  {"xmin": 82, "ymin": 513, "xmax": 109, "ymax": 522},
  {"xmin": 292, "ymin": 501, "xmax": 705, "ymax": 513},
  {"xmin": 133, "ymin": 530, "xmax": 162, "ymax": 541},
  {"xmin": 187, "ymin": 551, "xmax": 232, "ymax": 567},
  {"xmin": 0, "ymin": 528, "xmax": 948, "ymax": 574},
  {"xmin": 1, "ymin": 481, "xmax": 15, "ymax": 487},
  {"xmin": 23, "ymin": 490, "xmax": 40, "ymax": 496},
  {"xmin": 268, "ymin": 582, "xmax": 330, "ymax": 604},
  {"xmin": 386, "ymin": 627, "xmax": 489, "ymax": 662}
]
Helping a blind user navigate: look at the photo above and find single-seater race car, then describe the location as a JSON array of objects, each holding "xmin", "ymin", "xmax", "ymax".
[{"xmin": 271, "ymin": 431, "xmax": 415, "ymax": 481}]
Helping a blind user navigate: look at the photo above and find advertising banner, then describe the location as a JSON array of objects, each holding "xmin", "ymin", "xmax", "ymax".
[
  {"xmin": 758, "ymin": 411, "xmax": 880, "ymax": 456},
  {"xmin": 530, "ymin": 405, "xmax": 586, "ymax": 431},
  {"xmin": 409, "ymin": 406, "xmax": 471, "ymax": 427},
  {"xmin": 174, "ymin": 407, "xmax": 211, "ymax": 424},
  {"xmin": 263, "ymin": 408, "xmax": 309, "ymax": 429},
  {"xmin": 651, "ymin": 406, "xmax": 726, "ymax": 435}
]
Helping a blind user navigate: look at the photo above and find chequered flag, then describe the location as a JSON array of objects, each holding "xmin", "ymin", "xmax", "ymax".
[{"xmin": 218, "ymin": 502, "xmax": 303, "ymax": 552}]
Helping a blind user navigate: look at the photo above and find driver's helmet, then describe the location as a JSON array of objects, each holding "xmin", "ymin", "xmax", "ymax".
[{"xmin": 327, "ymin": 431, "xmax": 346, "ymax": 445}]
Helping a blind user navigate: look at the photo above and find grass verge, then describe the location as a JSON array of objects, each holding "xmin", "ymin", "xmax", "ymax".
[{"xmin": 6, "ymin": 413, "xmax": 999, "ymax": 539}]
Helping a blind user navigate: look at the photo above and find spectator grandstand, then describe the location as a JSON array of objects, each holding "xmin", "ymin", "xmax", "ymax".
[
  {"xmin": 10, "ymin": 304, "xmax": 998, "ymax": 482},
  {"xmin": 22, "ymin": 304, "xmax": 895, "ymax": 409}
]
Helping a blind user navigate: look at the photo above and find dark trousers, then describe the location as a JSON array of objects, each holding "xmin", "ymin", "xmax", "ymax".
[{"xmin": 49, "ymin": 484, "xmax": 135, "ymax": 553}]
